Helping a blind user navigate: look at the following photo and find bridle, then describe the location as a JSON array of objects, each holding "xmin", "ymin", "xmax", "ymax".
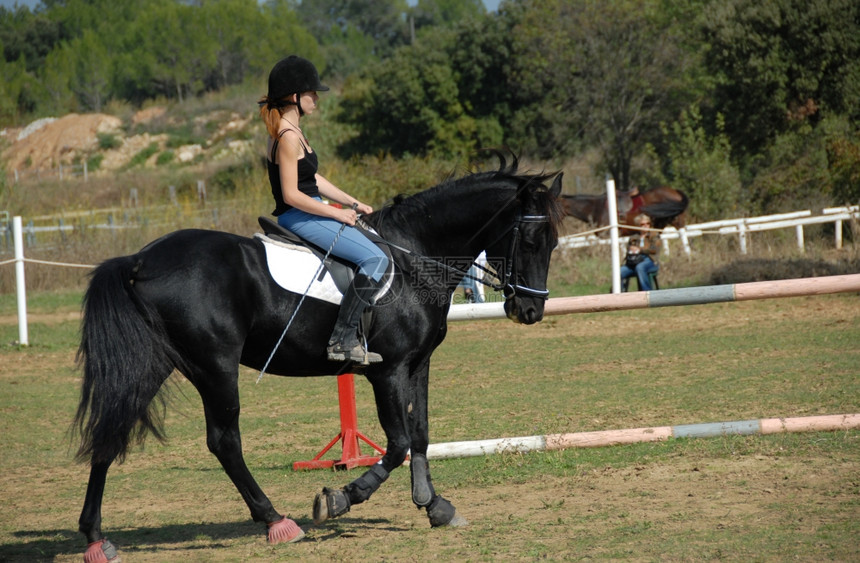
[
  {"xmin": 471, "ymin": 214, "xmax": 551, "ymax": 301},
  {"xmin": 362, "ymin": 212, "xmax": 552, "ymax": 301}
]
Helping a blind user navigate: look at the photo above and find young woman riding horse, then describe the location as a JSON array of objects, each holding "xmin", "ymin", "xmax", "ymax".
[
  {"xmin": 259, "ymin": 55, "xmax": 387, "ymax": 364},
  {"xmin": 73, "ymin": 151, "xmax": 564, "ymax": 561}
]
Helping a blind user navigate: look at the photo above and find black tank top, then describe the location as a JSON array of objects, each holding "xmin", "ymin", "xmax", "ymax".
[{"xmin": 267, "ymin": 129, "xmax": 320, "ymax": 216}]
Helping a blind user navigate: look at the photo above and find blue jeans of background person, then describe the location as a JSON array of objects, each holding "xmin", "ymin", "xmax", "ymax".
[
  {"xmin": 458, "ymin": 265, "xmax": 484, "ymax": 303},
  {"xmin": 620, "ymin": 257, "xmax": 659, "ymax": 291},
  {"xmin": 277, "ymin": 198, "xmax": 388, "ymax": 282}
]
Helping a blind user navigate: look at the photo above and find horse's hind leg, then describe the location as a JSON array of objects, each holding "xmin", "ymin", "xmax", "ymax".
[
  {"xmin": 79, "ymin": 461, "xmax": 120, "ymax": 562},
  {"xmin": 194, "ymin": 371, "xmax": 304, "ymax": 544}
]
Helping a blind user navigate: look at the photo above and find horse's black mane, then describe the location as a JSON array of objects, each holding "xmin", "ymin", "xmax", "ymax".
[{"xmin": 372, "ymin": 153, "xmax": 564, "ymax": 237}]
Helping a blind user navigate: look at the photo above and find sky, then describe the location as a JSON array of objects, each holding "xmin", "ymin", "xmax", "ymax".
[
  {"xmin": 1, "ymin": 0, "xmax": 502, "ymax": 11},
  {"xmin": 0, "ymin": 0, "xmax": 36, "ymax": 7}
]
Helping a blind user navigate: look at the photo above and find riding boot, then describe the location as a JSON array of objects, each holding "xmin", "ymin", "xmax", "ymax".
[{"xmin": 327, "ymin": 274, "xmax": 383, "ymax": 365}]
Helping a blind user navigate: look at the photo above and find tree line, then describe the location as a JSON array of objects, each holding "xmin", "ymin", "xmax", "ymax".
[{"xmin": 1, "ymin": 0, "xmax": 859, "ymax": 218}]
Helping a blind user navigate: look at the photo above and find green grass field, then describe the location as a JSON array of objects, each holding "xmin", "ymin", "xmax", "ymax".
[{"xmin": 1, "ymin": 286, "xmax": 858, "ymax": 561}]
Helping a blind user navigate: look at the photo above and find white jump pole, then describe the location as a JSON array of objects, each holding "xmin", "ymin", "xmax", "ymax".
[
  {"xmin": 446, "ymin": 274, "xmax": 860, "ymax": 322},
  {"xmin": 426, "ymin": 413, "xmax": 860, "ymax": 459},
  {"xmin": 606, "ymin": 177, "xmax": 621, "ymax": 293},
  {"xmin": 13, "ymin": 216, "xmax": 28, "ymax": 346}
]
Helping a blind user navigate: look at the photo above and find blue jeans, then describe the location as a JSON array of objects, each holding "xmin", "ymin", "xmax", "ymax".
[
  {"xmin": 458, "ymin": 266, "xmax": 484, "ymax": 303},
  {"xmin": 620, "ymin": 257, "xmax": 659, "ymax": 291},
  {"xmin": 277, "ymin": 199, "xmax": 388, "ymax": 282}
]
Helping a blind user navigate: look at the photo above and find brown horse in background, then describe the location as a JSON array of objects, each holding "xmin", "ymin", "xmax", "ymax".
[{"xmin": 560, "ymin": 186, "xmax": 688, "ymax": 235}]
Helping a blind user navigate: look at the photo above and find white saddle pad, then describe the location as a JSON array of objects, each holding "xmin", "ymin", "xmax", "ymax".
[{"xmin": 255, "ymin": 234, "xmax": 344, "ymax": 305}]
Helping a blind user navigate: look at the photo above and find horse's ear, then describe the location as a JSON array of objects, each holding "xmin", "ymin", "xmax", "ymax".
[{"xmin": 549, "ymin": 173, "xmax": 563, "ymax": 197}]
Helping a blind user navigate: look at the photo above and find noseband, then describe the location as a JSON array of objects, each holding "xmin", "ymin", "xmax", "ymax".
[{"xmin": 472, "ymin": 213, "xmax": 551, "ymax": 300}]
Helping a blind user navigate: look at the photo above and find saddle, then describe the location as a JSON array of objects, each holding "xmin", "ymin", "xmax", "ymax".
[
  {"xmin": 256, "ymin": 216, "xmax": 393, "ymax": 298},
  {"xmin": 614, "ymin": 190, "xmax": 640, "ymax": 219}
]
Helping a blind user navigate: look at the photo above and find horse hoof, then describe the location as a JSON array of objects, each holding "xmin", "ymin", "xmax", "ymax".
[
  {"xmin": 312, "ymin": 492, "xmax": 327, "ymax": 525},
  {"xmin": 84, "ymin": 539, "xmax": 120, "ymax": 563},
  {"xmin": 312, "ymin": 487, "xmax": 350, "ymax": 525},
  {"xmin": 267, "ymin": 517, "xmax": 305, "ymax": 544}
]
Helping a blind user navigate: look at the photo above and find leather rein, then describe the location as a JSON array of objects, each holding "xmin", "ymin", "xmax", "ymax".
[{"xmin": 360, "ymin": 213, "xmax": 551, "ymax": 301}]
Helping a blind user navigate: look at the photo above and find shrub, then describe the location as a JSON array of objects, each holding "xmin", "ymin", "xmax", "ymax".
[
  {"xmin": 663, "ymin": 107, "xmax": 743, "ymax": 221},
  {"xmin": 97, "ymin": 132, "xmax": 121, "ymax": 150},
  {"xmin": 827, "ymin": 134, "xmax": 860, "ymax": 207},
  {"xmin": 156, "ymin": 151, "xmax": 175, "ymax": 166},
  {"xmin": 86, "ymin": 153, "xmax": 104, "ymax": 172},
  {"xmin": 127, "ymin": 142, "xmax": 160, "ymax": 168}
]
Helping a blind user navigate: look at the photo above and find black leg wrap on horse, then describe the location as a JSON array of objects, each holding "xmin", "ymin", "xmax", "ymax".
[
  {"xmin": 410, "ymin": 453, "xmax": 435, "ymax": 507},
  {"xmin": 427, "ymin": 495, "xmax": 457, "ymax": 527},
  {"xmin": 344, "ymin": 462, "xmax": 389, "ymax": 504}
]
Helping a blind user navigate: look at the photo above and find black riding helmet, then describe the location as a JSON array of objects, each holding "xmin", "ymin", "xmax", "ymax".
[{"xmin": 265, "ymin": 55, "xmax": 329, "ymax": 115}]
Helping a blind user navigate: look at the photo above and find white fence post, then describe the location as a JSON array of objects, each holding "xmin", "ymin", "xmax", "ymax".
[
  {"xmin": 13, "ymin": 216, "xmax": 29, "ymax": 346},
  {"xmin": 606, "ymin": 177, "xmax": 621, "ymax": 293},
  {"xmin": 835, "ymin": 219, "xmax": 843, "ymax": 249},
  {"xmin": 796, "ymin": 224, "xmax": 805, "ymax": 252},
  {"xmin": 679, "ymin": 227, "xmax": 691, "ymax": 255},
  {"xmin": 197, "ymin": 180, "xmax": 207, "ymax": 206}
]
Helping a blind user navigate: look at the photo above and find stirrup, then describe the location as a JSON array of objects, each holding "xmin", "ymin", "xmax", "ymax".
[{"xmin": 327, "ymin": 342, "xmax": 383, "ymax": 365}]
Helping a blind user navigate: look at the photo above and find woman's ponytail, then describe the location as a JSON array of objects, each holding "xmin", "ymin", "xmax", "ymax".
[{"xmin": 258, "ymin": 96, "xmax": 282, "ymax": 139}]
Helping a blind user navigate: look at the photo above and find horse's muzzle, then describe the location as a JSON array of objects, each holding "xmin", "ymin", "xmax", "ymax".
[{"xmin": 505, "ymin": 297, "xmax": 545, "ymax": 325}]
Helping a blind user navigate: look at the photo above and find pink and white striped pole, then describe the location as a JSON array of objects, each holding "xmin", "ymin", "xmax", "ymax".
[{"xmin": 426, "ymin": 414, "xmax": 860, "ymax": 460}]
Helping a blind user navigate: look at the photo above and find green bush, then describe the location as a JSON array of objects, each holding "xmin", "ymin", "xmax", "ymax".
[
  {"xmin": 165, "ymin": 124, "xmax": 205, "ymax": 149},
  {"xmin": 745, "ymin": 124, "xmax": 832, "ymax": 214},
  {"xmin": 209, "ymin": 160, "xmax": 256, "ymax": 194},
  {"xmin": 156, "ymin": 151, "xmax": 175, "ymax": 166},
  {"xmin": 97, "ymin": 132, "xmax": 121, "ymax": 150},
  {"xmin": 827, "ymin": 132, "xmax": 860, "ymax": 207},
  {"xmin": 86, "ymin": 153, "xmax": 104, "ymax": 172},
  {"xmin": 663, "ymin": 107, "xmax": 743, "ymax": 221},
  {"xmin": 127, "ymin": 142, "xmax": 160, "ymax": 168}
]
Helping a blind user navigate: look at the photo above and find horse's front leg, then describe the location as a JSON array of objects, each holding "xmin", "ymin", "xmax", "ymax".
[
  {"xmin": 406, "ymin": 361, "xmax": 468, "ymax": 528},
  {"xmin": 312, "ymin": 367, "xmax": 412, "ymax": 524}
]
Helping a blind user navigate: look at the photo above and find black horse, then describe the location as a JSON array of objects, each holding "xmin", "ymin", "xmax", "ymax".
[{"xmin": 73, "ymin": 158, "xmax": 564, "ymax": 561}]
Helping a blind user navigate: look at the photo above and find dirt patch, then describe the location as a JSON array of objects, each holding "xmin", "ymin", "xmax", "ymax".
[
  {"xmin": 1, "ymin": 109, "xmax": 254, "ymax": 175},
  {"xmin": 97, "ymin": 131, "xmax": 169, "ymax": 170},
  {"xmin": 0, "ymin": 311, "xmax": 80, "ymax": 326},
  {"xmin": 15, "ymin": 446, "xmax": 857, "ymax": 562},
  {"xmin": 2, "ymin": 113, "xmax": 122, "ymax": 171},
  {"xmin": 131, "ymin": 106, "xmax": 167, "ymax": 127}
]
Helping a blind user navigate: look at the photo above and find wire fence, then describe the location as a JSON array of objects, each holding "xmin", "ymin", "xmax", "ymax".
[{"xmin": 6, "ymin": 162, "xmax": 91, "ymax": 183}]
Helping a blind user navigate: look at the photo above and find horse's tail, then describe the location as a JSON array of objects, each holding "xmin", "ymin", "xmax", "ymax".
[
  {"xmin": 74, "ymin": 255, "xmax": 181, "ymax": 465},
  {"xmin": 641, "ymin": 189, "xmax": 689, "ymax": 219}
]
